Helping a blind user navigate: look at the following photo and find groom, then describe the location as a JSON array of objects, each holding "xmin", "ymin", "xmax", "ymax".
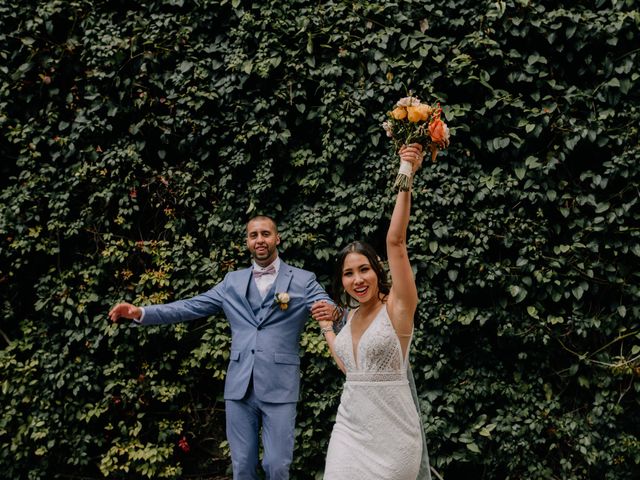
[{"xmin": 108, "ymin": 215, "xmax": 337, "ymax": 479}]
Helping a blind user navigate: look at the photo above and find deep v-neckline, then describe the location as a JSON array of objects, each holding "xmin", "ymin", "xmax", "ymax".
[{"xmin": 350, "ymin": 304, "xmax": 385, "ymax": 369}]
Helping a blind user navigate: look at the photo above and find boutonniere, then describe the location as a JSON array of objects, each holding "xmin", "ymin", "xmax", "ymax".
[{"xmin": 273, "ymin": 292, "xmax": 290, "ymax": 310}]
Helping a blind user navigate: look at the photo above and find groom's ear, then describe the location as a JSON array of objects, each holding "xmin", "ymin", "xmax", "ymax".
[{"xmin": 276, "ymin": 234, "xmax": 281, "ymax": 246}]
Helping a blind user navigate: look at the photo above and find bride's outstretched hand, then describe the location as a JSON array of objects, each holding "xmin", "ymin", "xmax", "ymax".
[{"xmin": 398, "ymin": 143, "xmax": 424, "ymax": 174}]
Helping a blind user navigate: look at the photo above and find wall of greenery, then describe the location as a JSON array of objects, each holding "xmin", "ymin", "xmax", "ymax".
[{"xmin": 1, "ymin": 0, "xmax": 639, "ymax": 478}]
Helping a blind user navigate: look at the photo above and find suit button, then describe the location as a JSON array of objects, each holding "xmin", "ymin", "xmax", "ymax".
[
  {"xmin": 251, "ymin": 349, "xmax": 255, "ymax": 354},
  {"xmin": 257, "ymin": 326, "xmax": 262, "ymax": 331}
]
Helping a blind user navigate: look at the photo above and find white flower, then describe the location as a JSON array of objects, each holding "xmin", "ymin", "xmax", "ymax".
[
  {"xmin": 274, "ymin": 292, "xmax": 290, "ymax": 310},
  {"xmin": 396, "ymin": 96, "xmax": 420, "ymax": 107},
  {"xmin": 382, "ymin": 121, "xmax": 393, "ymax": 138}
]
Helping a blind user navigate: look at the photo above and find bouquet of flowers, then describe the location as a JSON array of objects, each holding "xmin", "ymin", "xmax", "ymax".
[{"xmin": 382, "ymin": 95, "xmax": 451, "ymax": 191}]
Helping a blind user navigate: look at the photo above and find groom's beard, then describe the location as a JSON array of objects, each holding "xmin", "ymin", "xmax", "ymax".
[{"xmin": 251, "ymin": 245, "xmax": 277, "ymax": 263}]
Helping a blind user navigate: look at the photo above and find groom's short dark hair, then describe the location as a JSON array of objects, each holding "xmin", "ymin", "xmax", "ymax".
[{"xmin": 246, "ymin": 215, "xmax": 278, "ymax": 233}]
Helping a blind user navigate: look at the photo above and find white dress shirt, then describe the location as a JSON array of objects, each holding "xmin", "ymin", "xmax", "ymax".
[{"xmin": 253, "ymin": 257, "xmax": 281, "ymax": 298}]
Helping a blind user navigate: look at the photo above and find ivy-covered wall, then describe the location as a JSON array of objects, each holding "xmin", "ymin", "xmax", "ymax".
[{"xmin": 1, "ymin": 0, "xmax": 639, "ymax": 478}]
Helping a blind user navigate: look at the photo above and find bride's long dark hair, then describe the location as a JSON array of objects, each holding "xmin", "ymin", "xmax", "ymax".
[{"xmin": 332, "ymin": 241, "xmax": 391, "ymax": 310}]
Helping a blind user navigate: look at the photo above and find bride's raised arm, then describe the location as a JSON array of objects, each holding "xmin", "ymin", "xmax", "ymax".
[{"xmin": 386, "ymin": 143, "xmax": 423, "ymax": 337}]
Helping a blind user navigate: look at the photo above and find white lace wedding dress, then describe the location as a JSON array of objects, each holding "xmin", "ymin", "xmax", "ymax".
[{"xmin": 323, "ymin": 305, "xmax": 427, "ymax": 479}]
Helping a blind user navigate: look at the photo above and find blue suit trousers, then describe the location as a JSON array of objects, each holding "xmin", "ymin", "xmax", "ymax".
[{"xmin": 226, "ymin": 384, "xmax": 297, "ymax": 480}]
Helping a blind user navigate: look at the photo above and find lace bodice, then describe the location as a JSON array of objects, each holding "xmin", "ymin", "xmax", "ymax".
[{"xmin": 334, "ymin": 305, "xmax": 410, "ymax": 381}]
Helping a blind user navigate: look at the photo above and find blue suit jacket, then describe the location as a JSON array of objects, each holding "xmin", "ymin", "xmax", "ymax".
[{"xmin": 141, "ymin": 260, "xmax": 331, "ymax": 403}]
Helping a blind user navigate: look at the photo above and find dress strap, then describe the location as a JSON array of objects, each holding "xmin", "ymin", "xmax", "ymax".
[{"xmin": 395, "ymin": 332, "xmax": 413, "ymax": 338}]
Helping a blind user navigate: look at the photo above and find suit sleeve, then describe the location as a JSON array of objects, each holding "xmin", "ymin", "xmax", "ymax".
[
  {"xmin": 140, "ymin": 277, "xmax": 226, "ymax": 325},
  {"xmin": 303, "ymin": 273, "xmax": 333, "ymax": 311}
]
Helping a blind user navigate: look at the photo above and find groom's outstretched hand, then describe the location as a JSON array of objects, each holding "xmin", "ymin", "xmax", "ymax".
[{"xmin": 108, "ymin": 302, "xmax": 142, "ymax": 323}]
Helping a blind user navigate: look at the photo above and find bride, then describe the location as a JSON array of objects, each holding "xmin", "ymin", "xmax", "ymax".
[{"xmin": 312, "ymin": 143, "xmax": 431, "ymax": 480}]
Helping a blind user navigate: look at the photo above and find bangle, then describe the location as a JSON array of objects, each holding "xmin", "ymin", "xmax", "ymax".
[{"xmin": 320, "ymin": 326, "xmax": 334, "ymax": 335}]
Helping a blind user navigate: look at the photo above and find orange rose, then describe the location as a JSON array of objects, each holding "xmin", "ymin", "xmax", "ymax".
[
  {"xmin": 416, "ymin": 104, "xmax": 433, "ymax": 120},
  {"xmin": 429, "ymin": 118, "xmax": 450, "ymax": 148},
  {"xmin": 407, "ymin": 104, "xmax": 433, "ymax": 122},
  {"xmin": 391, "ymin": 107, "xmax": 407, "ymax": 120},
  {"xmin": 406, "ymin": 106, "xmax": 422, "ymax": 122}
]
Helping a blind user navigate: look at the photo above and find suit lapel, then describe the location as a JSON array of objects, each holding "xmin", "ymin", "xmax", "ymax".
[{"xmin": 238, "ymin": 268, "xmax": 259, "ymax": 325}]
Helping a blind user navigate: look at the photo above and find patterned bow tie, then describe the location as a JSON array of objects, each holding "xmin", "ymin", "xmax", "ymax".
[{"xmin": 253, "ymin": 264, "xmax": 276, "ymax": 278}]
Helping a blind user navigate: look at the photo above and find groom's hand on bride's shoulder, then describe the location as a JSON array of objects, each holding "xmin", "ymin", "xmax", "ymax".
[{"xmin": 108, "ymin": 302, "xmax": 142, "ymax": 323}]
